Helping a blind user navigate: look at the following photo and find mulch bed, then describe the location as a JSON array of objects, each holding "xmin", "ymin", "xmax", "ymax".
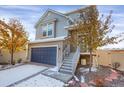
[
  {"xmin": 84, "ymin": 66, "xmax": 112, "ymax": 83},
  {"xmin": 66, "ymin": 65, "xmax": 124, "ymax": 87}
]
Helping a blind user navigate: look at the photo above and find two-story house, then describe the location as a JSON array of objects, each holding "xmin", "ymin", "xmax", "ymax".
[{"xmin": 28, "ymin": 6, "xmax": 87, "ymax": 74}]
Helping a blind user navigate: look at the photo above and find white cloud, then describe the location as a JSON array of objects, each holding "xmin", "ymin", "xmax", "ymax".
[
  {"xmin": 0, "ymin": 5, "xmax": 42, "ymax": 12},
  {"xmin": 102, "ymin": 41, "xmax": 124, "ymax": 49},
  {"xmin": 0, "ymin": 5, "xmax": 124, "ymax": 49}
]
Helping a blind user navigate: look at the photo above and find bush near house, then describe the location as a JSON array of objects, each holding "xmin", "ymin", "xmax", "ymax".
[
  {"xmin": 17, "ymin": 58, "xmax": 22, "ymax": 63},
  {"xmin": 0, "ymin": 49, "xmax": 27, "ymax": 65}
]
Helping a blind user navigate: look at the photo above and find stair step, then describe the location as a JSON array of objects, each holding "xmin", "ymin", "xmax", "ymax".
[
  {"xmin": 59, "ymin": 52, "xmax": 75, "ymax": 74},
  {"xmin": 63, "ymin": 61, "xmax": 73, "ymax": 64},
  {"xmin": 61, "ymin": 66, "xmax": 73, "ymax": 70},
  {"xmin": 62, "ymin": 64, "xmax": 73, "ymax": 67},
  {"xmin": 67, "ymin": 53, "xmax": 74, "ymax": 55},
  {"xmin": 63, "ymin": 62, "xmax": 73, "ymax": 66},
  {"xmin": 63, "ymin": 60, "xmax": 73, "ymax": 63},
  {"xmin": 63, "ymin": 58, "xmax": 72, "ymax": 61},
  {"xmin": 59, "ymin": 68, "xmax": 72, "ymax": 74},
  {"xmin": 64, "ymin": 57, "xmax": 73, "ymax": 59},
  {"xmin": 64, "ymin": 56, "xmax": 73, "ymax": 58},
  {"xmin": 69, "ymin": 53, "xmax": 75, "ymax": 55},
  {"xmin": 68, "ymin": 55, "xmax": 74, "ymax": 57},
  {"xmin": 60, "ymin": 68, "xmax": 72, "ymax": 73}
]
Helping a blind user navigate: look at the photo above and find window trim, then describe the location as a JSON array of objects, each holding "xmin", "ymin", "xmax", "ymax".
[{"xmin": 42, "ymin": 22, "xmax": 54, "ymax": 37}]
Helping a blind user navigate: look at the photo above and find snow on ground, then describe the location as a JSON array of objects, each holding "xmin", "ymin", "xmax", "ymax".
[
  {"xmin": 14, "ymin": 74, "xmax": 64, "ymax": 87},
  {"xmin": 0, "ymin": 64, "xmax": 47, "ymax": 87}
]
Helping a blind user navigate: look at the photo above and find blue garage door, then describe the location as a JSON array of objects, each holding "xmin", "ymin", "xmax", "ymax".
[{"xmin": 31, "ymin": 47, "xmax": 57, "ymax": 66}]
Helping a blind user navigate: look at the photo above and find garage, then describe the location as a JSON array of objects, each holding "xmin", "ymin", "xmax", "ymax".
[{"xmin": 31, "ymin": 47, "xmax": 57, "ymax": 66}]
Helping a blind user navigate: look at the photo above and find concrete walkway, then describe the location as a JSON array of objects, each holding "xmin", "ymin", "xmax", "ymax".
[
  {"xmin": 42, "ymin": 69, "xmax": 73, "ymax": 83},
  {"xmin": 13, "ymin": 73, "xmax": 64, "ymax": 87},
  {"xmin": 0, "ymin": 64, "xmax": 47, "ymax": 87}
]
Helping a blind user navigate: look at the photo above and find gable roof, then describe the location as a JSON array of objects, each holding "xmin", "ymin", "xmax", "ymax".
[
  {"xmin": 35, "ymin": 6, "xmax": 88, "ymax": 28},
  {"xmin": 35, "ymin": 9, "xmax": 69, "ymax": 28}
]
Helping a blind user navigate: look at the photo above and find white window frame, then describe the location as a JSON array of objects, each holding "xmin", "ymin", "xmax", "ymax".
[{"xmin": 42, "ymin": 22, "xmax": 54, "ymax": 37}]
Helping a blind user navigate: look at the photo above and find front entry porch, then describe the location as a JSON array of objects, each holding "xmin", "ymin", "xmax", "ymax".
[{"xmin": 78, "ymin": 52, "xmax": 97, "ymax": 68}]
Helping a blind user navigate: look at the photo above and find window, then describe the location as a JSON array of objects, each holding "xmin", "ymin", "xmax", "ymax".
[
  {"xmin": 42, "ymin": 23, "xmax": 54, "ymax": 37},
  {"xmin": 43, "ymin": 31, "xmax": 47, "ymax": 36},
  {"xmin": 42, "ymin": 25, "xmax": 47, "ymax": 36},
  {"xmin": 48, "ymin": 23, "xmax": 53, "ymax": 36}
]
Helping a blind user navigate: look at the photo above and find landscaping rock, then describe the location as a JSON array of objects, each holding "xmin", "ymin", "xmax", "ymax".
[
  {"xmin": 91, "ymin": 67, "xmax": 97, "ymax": 72},
  {"xmin": 63, "ymin": 83, "xmax": 69, "ymax": 87},
  {"xmin": 81, "ymin": 76, "xmax": 85, "ymax": 83},
  {"xmin": 119, "ymin": 75, "xmax": 124, "ymax": 81},
  {"xmin": 75, "ymin": 65, "xmax": 124, "ymax": 87},
  {"xmin": 89, "ymin": 80, "xmax": 96, "ymax": 85},
  {"xmin": 111, "ymin": 69, "xmax": 118, "ymax": 73},
  {"xmin": 74, "ymin": 76, "xmax": 80, "ymax": 82},
  {"xmin": 68, "ymin": 80, "xmax": 74, "ymax": 84},
  {"xmin": 79, "ymin": 67, "xmax": 97, "ymax": 73},
  {"xmin": 105, "ymin": 76, "xmax": 113, "ymax": 82},
  {"xmin": 68, "ymin": 79, "xmax": 76, "ymax": 86},
  {"xmin": 109, "ymin": 73, "xmax": 118, "ymax": 80},
  {"xmin": 80, "ymin": 83, "xmax": 88, "ymax": 87}
]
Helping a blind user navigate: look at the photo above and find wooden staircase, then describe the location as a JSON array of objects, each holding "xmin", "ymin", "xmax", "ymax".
[
  {"xmin": 59, "ymin": 53, "xmax": 75, "ymax": 74},
  {"xmin": 59, "ymin": 47, "xmax": 80, "ymax": 75}
]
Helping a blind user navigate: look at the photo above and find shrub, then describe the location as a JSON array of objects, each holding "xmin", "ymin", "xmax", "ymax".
[
  {"xmin": 0, "ymin": 62, "xmax": 9, "ymax": 65},
  {"xmin": 24, "ymin": 60, "xmax": 29, "ymax": 64},
  {"xmin": 112, "ymin": 62, "xmax": 120, "ymax": 70},
  {"xmin": 94, "ymin": 75, "xmax": 105, "ymax": 87},
  {"xmin": 17, "ymin": 58, "xmax": 22, "ymax": 63}
]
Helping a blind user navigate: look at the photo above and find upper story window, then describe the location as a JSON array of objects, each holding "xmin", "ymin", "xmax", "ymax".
[
  {"xmin": 42, "ymin": 23, "xmax": 54, "ymax": 37},
  {"xmin": 42, "ymin": 25, "xmax": 47, "ymax": 36}
]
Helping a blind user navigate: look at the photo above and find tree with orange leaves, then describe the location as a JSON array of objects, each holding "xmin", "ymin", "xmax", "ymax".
[
  {"xmin": 68, "ymin": 6, "xmax": 124, "ymax": 72},
  {"xmin": 0, "ymin": 18, "xmax": 28, "ymax": 65}
]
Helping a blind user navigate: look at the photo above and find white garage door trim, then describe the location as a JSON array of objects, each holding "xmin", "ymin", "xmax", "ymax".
[{"xmin": 30, "ymin": 45, "xmax": 58, "ymax": 67}]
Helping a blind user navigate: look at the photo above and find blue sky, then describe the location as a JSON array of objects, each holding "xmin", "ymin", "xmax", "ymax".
[{"xmin": 0, "ymin": 5, "xmax": 124, "ymax": 48}]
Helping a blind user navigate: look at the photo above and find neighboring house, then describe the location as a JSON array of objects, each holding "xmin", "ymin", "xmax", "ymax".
[
  {"xmin": 0, "ymin": 49, "xmax": 27, "ymax": 63},
  {"xmin": 95, "ymin": 49, "xmax": 124, "ymax": 71},
  {"xmin": 28, "ymin": 6, "xmax": 86, "ymax": 73}
]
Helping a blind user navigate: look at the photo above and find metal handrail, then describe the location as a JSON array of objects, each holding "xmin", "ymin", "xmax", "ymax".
[
  {"xmin": 72, "ymin": 46, "xmax": 80, "ymax": 75},
  {"xmin": 59, "ymin": 45, "xmax": 70, "ymax": 70},
  {"xmin": 59, "ymin": 46, "xmax": 80, "ymax": 74},
  {"xmin": 63, "ymin": 45, "xmax": 70, "ymax": 59}
]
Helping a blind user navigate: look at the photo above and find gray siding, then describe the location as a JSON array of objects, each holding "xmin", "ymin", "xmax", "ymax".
[
  {"xmin": 35, "ymin": 11, "xmax": 68, "ymax": 40},
  {"xmin": 66, "ymin": 13, "xmax": 80, "ymax": 21},
  {"xmin": 35, "ymin": 26, "xmax": 42, "ymax": 40}
]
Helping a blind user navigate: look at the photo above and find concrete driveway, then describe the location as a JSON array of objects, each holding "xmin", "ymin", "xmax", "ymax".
[{"xmin": 0, "ymin": 64, "xmax": 47, "ymax": 87}]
